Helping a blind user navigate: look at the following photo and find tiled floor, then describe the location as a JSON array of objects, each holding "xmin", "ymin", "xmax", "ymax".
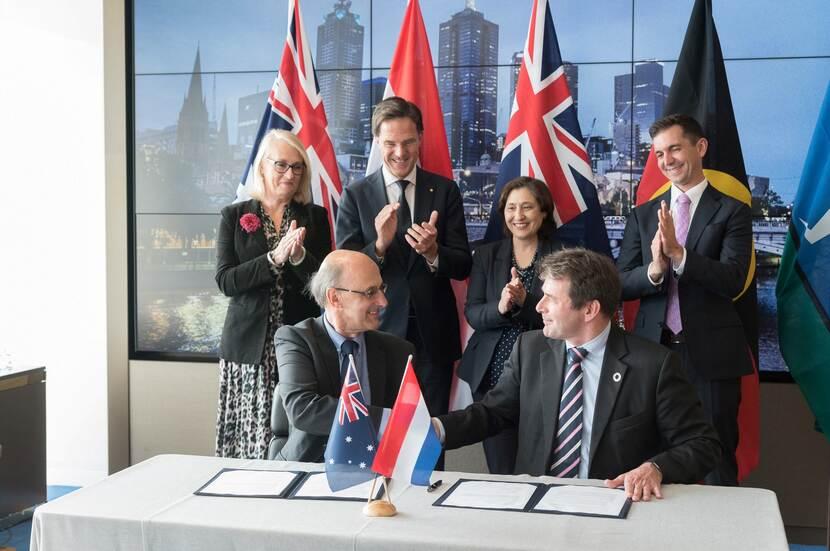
[{"xmin": 0, "ymin": 486, "xmax": 826, "ymax": 551}]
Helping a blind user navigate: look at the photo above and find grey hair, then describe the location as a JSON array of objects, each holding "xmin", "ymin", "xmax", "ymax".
[{"xmin": 306, "ymin": 258, "xmax": 344, "ymax": 309}]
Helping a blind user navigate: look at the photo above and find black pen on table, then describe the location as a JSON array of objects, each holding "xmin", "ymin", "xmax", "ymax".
[{"xmin": 427, "ymin": 479, "xmax": 443, "ymax": 493}]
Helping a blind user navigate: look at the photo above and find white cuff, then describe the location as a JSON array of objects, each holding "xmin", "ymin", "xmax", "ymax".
[
  {"xmin": 672, "ymin": 248, "xmax": 687, "ymax": 276},
  {"xmin": 431, "ymin": 417, "xmax": 446, "ymax": 445},
  {"xmin": 288, "ymin": 246, "xmax": 307, "ymax": 266},
  {"xmin": 426, "ymin": 253, "xmax": 439, "ymax": 272}
]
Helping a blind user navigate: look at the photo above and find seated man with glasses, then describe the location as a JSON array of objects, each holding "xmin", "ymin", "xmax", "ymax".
[{"xmin": 274, "ymin": 249, "xmax": 414, "ymax": 462}]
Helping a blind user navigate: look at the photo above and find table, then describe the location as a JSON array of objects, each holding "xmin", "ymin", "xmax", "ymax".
[{"xmin": 30, "ymin": 454, "xmax": 787, "ymax": 551}]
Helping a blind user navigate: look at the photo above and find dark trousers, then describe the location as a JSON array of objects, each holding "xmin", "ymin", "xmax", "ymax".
[
  {"xmin": 664, "ymin": 336, "xmax": 741, "ymax": 486},
  {"xmin": 474, "ymin": 389, "xmax": 518, "ymax": 475},
  {"xmin": 407, "ymin": 316, "xmax": 453, "ymax": 470}
]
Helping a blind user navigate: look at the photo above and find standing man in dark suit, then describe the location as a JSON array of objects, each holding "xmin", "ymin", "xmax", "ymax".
[
  {"xmin": 274, "ymin": 250, "xmax": 413, "ymax": 462},
  {"xmin": 335, "ymin": 96, "xmax": 472, "ymax": 419},
  {"xmin": 436, "ymin": 248, "xmax": 720, "ymax": 501},
  {"xmin": 617, "ymin": 114, "xmax": 753, "ymax": 486}
]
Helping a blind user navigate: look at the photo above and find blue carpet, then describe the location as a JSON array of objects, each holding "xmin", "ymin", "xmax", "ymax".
[{"xmin": 0, "ymin": 486, "xmax": 78, "ymax": 551}]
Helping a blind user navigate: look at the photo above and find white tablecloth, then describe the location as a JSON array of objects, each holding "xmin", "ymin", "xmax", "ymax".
[{"xmin": 30, "ymin": 454, "xmax": 787, "ymax": 551}]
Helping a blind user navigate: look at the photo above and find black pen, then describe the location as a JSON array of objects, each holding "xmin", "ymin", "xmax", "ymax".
[{"xmin": 426, "ymin": 479, "xmax": 443, "ymax": 493}]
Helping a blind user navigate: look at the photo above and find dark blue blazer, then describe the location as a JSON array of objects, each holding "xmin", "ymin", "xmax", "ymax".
[
  {"xmin": 335, "ymin": 167, "xmax": 472, "ymax": 364},
  {"xmin": 617, "ymin": 184, "xmax": 754, "ymax": 380}
]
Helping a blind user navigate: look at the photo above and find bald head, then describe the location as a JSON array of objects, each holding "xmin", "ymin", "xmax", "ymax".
[{"xmin": 308, "ymin": 250, "xmax": 387, "ymax": 337}]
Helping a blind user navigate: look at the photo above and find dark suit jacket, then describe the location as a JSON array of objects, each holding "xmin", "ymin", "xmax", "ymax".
[
  {"xmin": 274, "ymin": 316, "xmax": 414, "ymax": 462},
  {"xmin": 335, "ymin": 167, "xmax": 472, "ymax": 363},
  {"xmin": 440, "ymin": 327, "xmax": 720, "ymax": 482},
  {"xmin": 617, "ymin": 184, "xmax": 754, "ymax": 380},
  {"xmin": 216, "ymin": 199, "xmax": 331, "ymax": 365},
  {"xmin": 459, "ymin": 236, "xmax": 564, "ymax": 392}
]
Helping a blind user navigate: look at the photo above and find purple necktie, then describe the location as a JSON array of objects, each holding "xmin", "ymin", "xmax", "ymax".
[{"xmin": 665, "ymin": 193, "xmax": 691, "ymax": 334}]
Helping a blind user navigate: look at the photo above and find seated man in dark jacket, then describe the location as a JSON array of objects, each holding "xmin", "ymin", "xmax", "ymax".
[
  {"xmin": 275, "ymin": 249, "xmax": 413, "ymax": 462},
  {"xmin": 436, "ymin": 248, "xmax": 720, "ymax": 501}
]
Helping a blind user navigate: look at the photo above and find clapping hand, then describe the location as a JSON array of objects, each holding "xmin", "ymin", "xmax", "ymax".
[
  {"xmin": 374, "ymin": 203, "xmax": 400, "ymax": 257},
  {"xmin": 498, "ymin": 267, "xmax": 527, "ymax": 314},
  {"xmin": 647, "ymin": 226, "xmax": 669, "ymax": 282},
  {"xmin": 405, "ymin": 210, "xmax": 439, "ymax": 263},
  {"xmin": 271, "ymin": 220, "xmax": 306, "ymax": 265},
  {"xmin": 658, "ymin": 200, "xmax": 683, "ymax": 263}
]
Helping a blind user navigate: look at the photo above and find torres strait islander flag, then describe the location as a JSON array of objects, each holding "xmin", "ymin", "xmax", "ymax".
[
  {"xmin": 236, "ymin": 0, "xmax": 342, "ymax": 241},
  {"xmin": 776, "ymin": 82, "xmax": 830, "ymax": 440},
  {"xmin": 630, "ymin": 0, "xmax": 760, "ymax": 479},
  {"xmin": 371, "ymin": 356, "xmax": 442, "ymax": 486},
  {"xmin": 484, "ymin": 0, "xmax": 610, "ymax": 256}
]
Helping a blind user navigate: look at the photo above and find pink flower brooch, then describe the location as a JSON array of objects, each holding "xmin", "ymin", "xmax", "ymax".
[{"xmin": 240, "ymin": 213, "xmax": 262, "ymax": 233}]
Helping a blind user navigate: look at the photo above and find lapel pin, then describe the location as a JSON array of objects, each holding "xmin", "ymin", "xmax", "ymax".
[
  {"xmin": 429, "ymin": 187, "xmax": 434, "ymax": 192},
  {"xmin": 612, "ymin": 372, "xmax": 622, "ymax": 383}
]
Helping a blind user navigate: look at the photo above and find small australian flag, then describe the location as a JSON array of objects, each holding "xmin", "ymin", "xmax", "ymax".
[{"xmin": 324, "ymin": 356, "xmax": 378, "ymax": 491}]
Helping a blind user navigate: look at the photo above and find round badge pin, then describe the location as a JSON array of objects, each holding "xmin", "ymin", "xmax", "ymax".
[{"xmin": 612, "ymin": 372, "xmax": 622, "ymax": 383}]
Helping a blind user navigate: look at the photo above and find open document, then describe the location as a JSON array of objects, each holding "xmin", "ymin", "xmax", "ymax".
[
  {"xmin": 433, "ymin": 479, "xmax": 631, "ymax": 518},
  {"xmin": 289, "ymin": 471, "xmax": 384, "ymax": 501},
  {"xmin": 531, "ymin": 485, "xmax": 630, "ymax": 518},
  {"xmin": 195, "ymin": 468, "xmax": 302, "ymax": 498},
  {"xmin": 434, "ymin": 480, "xmax": 542, "ymax": 511}
]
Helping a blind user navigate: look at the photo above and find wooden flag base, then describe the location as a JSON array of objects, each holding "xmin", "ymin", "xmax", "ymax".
[{"xmin": 363, "ymin": 476, "xmax": 397, "ymax": 517}]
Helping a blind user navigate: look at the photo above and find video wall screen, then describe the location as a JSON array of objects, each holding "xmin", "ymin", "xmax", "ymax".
[{"xmin": 130, "ymin": 0, "xmax": 830, "ymax": 374}]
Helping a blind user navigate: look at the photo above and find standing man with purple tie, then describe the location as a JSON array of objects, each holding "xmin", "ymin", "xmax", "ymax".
[
  {"xmin": 617, "ymin": 114, "xmax": 754, "ymax": 486},
  {"xmin": 435, "ymin": 248, "xmax": 719, "ymax": 501}
]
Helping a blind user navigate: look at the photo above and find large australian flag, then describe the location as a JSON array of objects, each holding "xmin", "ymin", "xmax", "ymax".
[
  {"xmin": 485, "ymin": 0, "xmax": 610, "ymax": 256},
  {"xmin": 235, "ymin": 0, "xmax": 342, "ymax": 240},
  {"xmin": 324, "ymin": 357, "xmax": 378, "ymax": 491}
]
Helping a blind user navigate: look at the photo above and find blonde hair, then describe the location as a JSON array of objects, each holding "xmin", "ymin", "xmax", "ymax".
[{"xmin": 249, "ymin": 129, "xmax": 312, "ymax": 204}]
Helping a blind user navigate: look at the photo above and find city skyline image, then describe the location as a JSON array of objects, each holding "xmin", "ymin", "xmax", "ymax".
[{"xmin": 131, "ymin": 0, "xmax": 829, "ymax": 363}]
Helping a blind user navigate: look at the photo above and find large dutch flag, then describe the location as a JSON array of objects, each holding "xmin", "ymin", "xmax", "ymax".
[{"xmin": 371, "ymin": 356, "xmax": 442, "ymax": 486}]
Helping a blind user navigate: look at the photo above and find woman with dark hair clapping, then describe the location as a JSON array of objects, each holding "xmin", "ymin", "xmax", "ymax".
[
  {"xmin": 214, "ymin": 129, "xmax": 331, "ymax": 459},
  {"xmin": 459, "ymin": 177, "xmax": 564, "ymax": 474}
]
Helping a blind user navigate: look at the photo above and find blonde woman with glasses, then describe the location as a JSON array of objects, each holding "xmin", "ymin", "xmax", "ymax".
[{"xmin": 215, "ymin": 129, "xmax": 331, "ymax": 459}]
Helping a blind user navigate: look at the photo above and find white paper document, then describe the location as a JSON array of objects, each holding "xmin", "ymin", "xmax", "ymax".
[
  {"xmin": 293, "ymin": 472, "xmax": 380, "ymax": 500},
  {"xmin": 440, "ymin": 480, "xmax": 538, "ymax": 510},
  {"xmin": 198, "ymin": 469, "xmax": 299, "ymax": 497},
  {"xmin": 532, "ymin": 485, "xmax": 628, "ymax": 517}
]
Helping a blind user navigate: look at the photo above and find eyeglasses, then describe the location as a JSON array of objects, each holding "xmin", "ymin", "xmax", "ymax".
[
  {"xmin": 333, "ymin": 283, "xmax": 388, "ymax": 299},
  {"xmin": 266, "ymin": 157, "xmax": 306, "ymax": 175}
]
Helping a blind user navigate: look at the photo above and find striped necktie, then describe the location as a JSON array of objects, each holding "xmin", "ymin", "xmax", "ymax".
[{"xmin": 549, "ymin": 347, "xmax": 588, "ymax": 478}]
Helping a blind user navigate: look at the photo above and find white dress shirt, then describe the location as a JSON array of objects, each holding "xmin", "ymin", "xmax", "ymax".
[{"xmin": 565, "ymin": 322, "xmax": 611, "ymax": 479}]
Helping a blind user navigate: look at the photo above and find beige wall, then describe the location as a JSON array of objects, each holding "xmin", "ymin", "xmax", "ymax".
[
  {"xmin": 129, "ymin": 361, "xmax": 219, "ymax": 463},
  {"xmin": 744, "ymin": 383, "xmax": 830, "ymax": 544},
  {"xmin": 104, "ymin": 0, "xmax": 130, "ymax": 478}
]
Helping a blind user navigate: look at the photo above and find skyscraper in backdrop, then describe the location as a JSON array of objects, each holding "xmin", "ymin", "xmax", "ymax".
[
  {"xmin": 316, "ymin": 0, "xmax": 365, "ymax": 155},
  {"xmin": 613, "ymin": 61, "xmax": 669, "ymax": 165},
  {"xmin": 359, "ymin": 76, "xmax": 387, "ymax": 148},
  {"xmin": 438, "ymin": 1, "xmax": 498, "ymax": 170},
  {"xmin": 510, "ymin": 51, "xmax": 578, "ymax": 118}
]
